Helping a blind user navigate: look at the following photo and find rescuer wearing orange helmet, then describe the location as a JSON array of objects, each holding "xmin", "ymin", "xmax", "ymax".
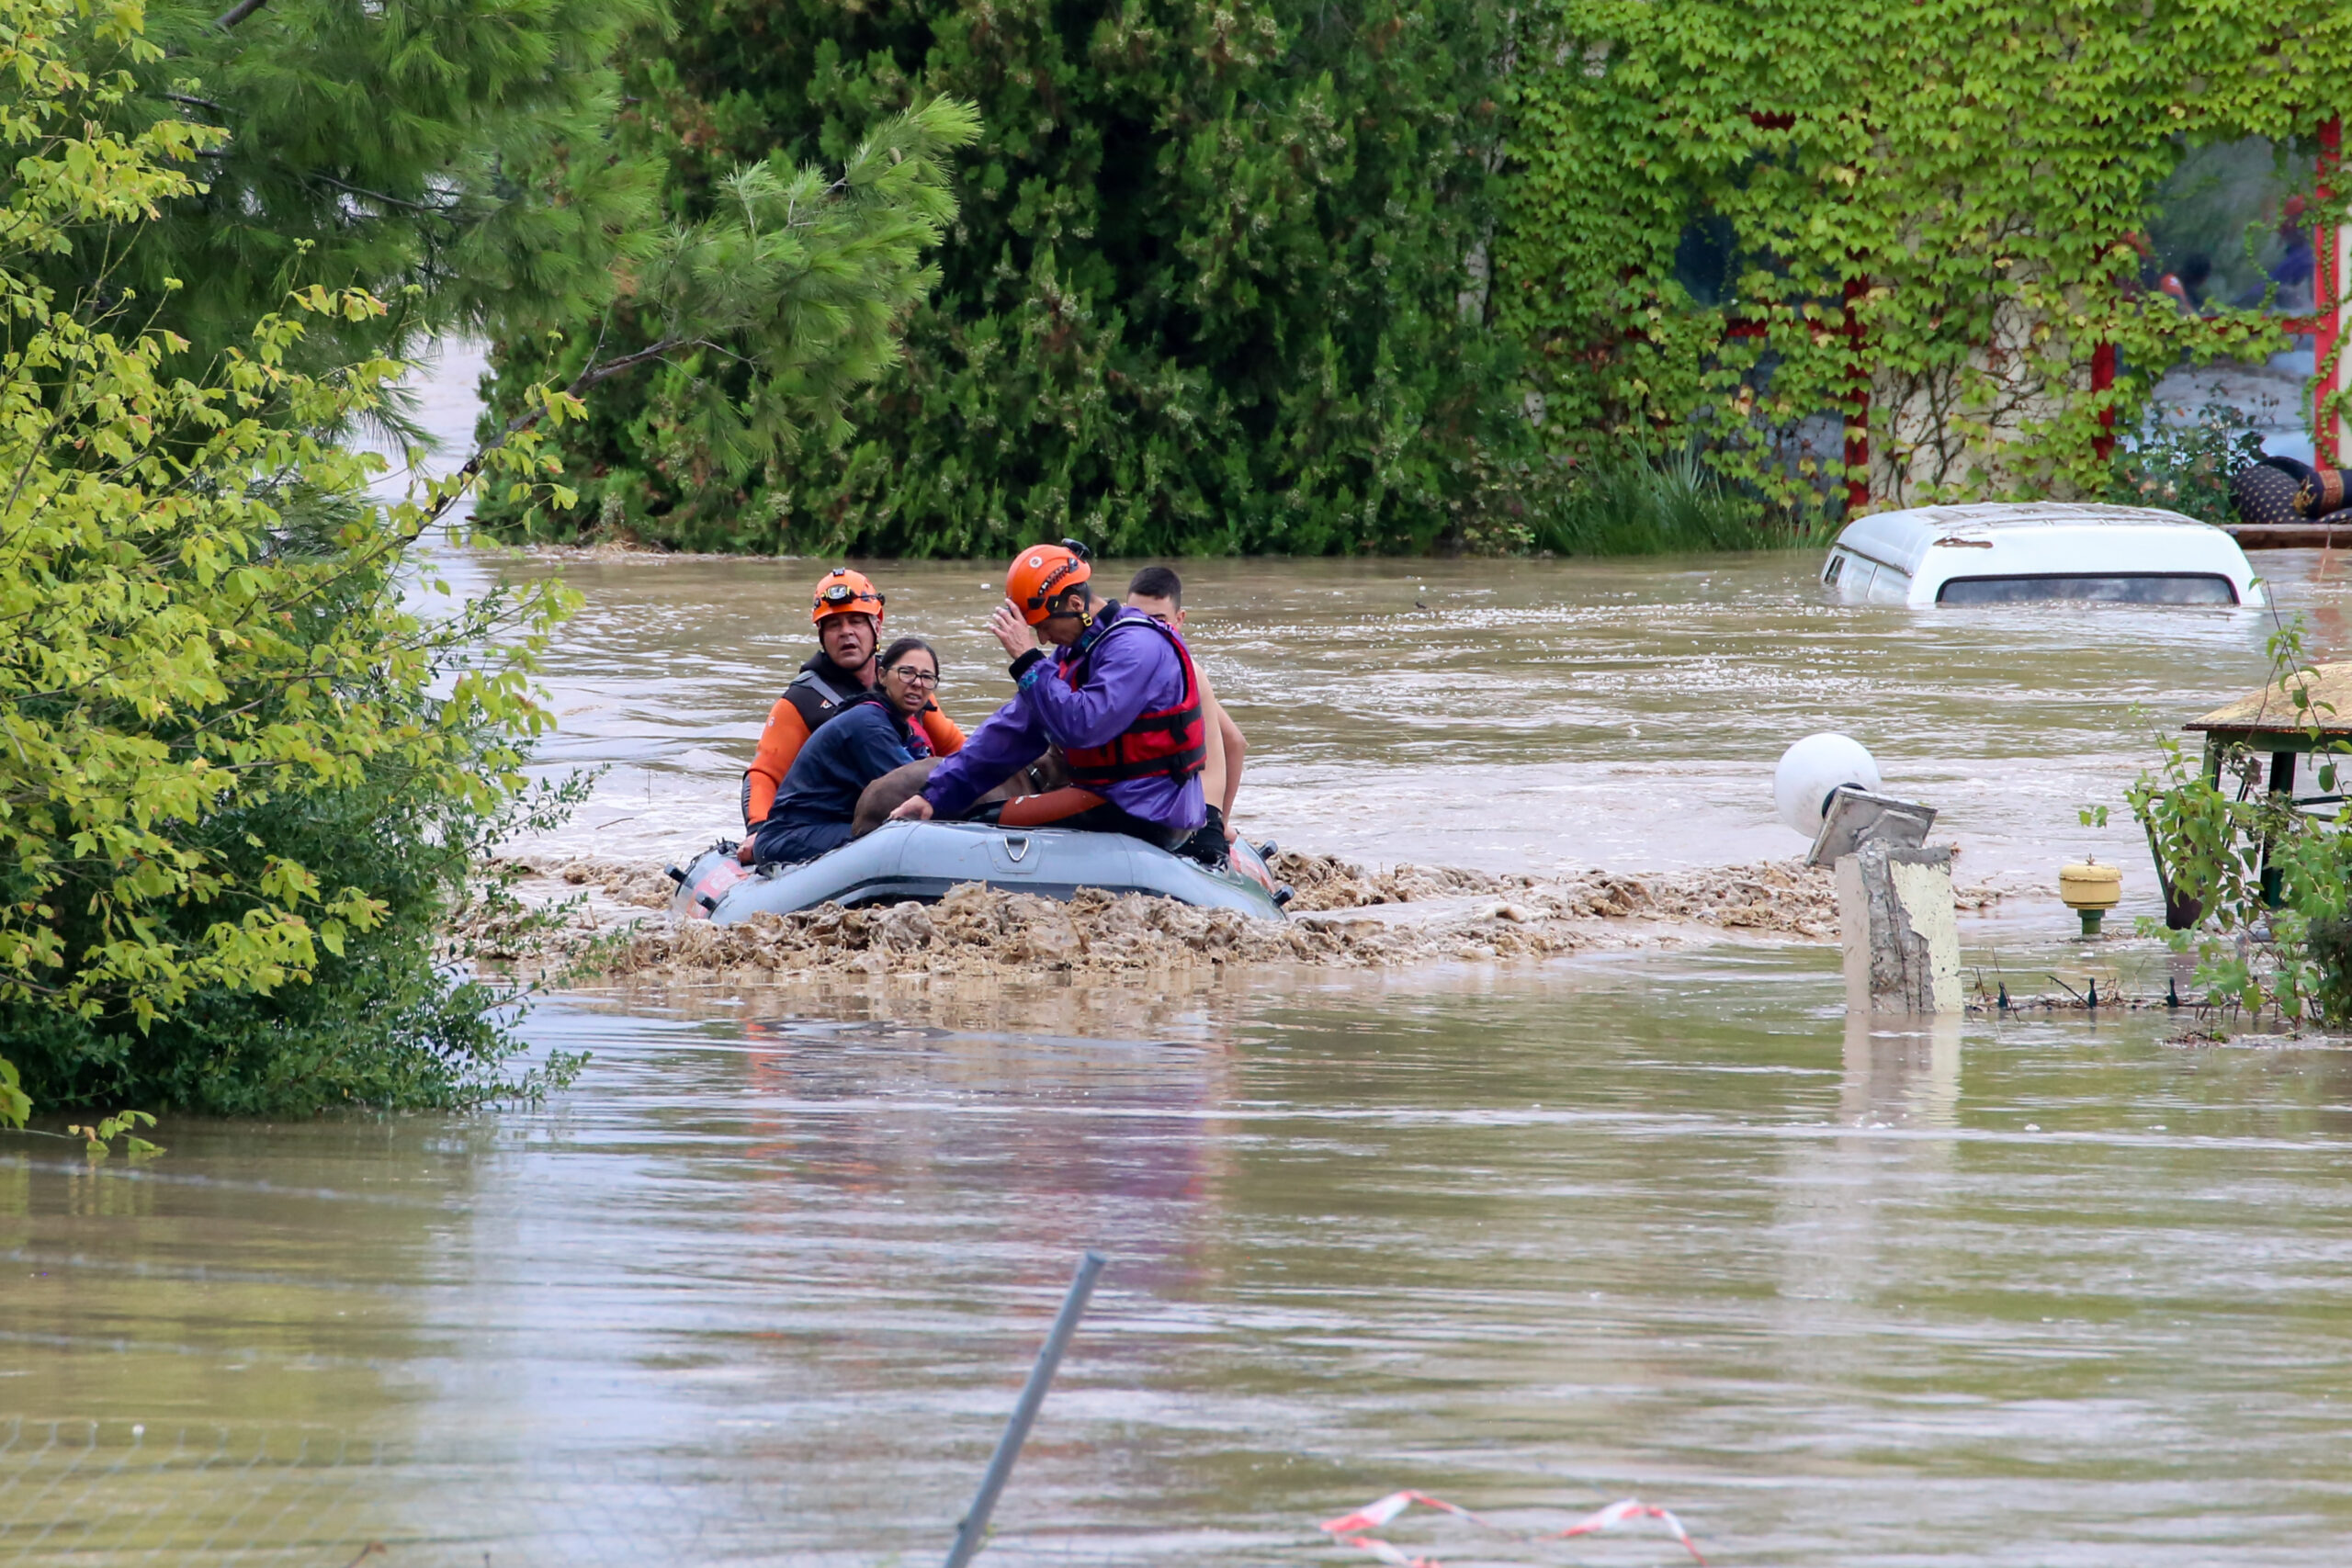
[
  {"xmin": 739, "ymin": 567, "xmax": 962, "ymax": 856},
  {"xmin": 888, "ymin": 542, "xmax": 1210, "ymax": 853}
]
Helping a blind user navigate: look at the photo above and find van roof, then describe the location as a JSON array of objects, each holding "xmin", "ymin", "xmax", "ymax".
[
  {"xmin": 1839, "ymin": 502, "xmax": 2225, "ymax": 572},
  {"xmin": 1828, "ymin": 502, "xmax": 2260, "ymax": 605},
  {"xmin": 1848, "ymin": 501, "xmax": 2211, "ymax": 543}
]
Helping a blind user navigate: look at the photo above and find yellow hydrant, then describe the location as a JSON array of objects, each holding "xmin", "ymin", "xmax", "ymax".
[{"xmin": 2060, "ymin": 858, "xmax": 2123, "ymax": 937}]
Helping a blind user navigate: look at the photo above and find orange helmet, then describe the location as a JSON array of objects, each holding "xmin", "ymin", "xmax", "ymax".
[
  {"xmin": 1006, "ymin": 541, "xmax": 1093, "ymax": 625},
  {"xmin": 810, "ymin": 567, "xmax": 885, "ymax": 627}
]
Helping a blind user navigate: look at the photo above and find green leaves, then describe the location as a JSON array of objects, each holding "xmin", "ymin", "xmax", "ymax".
[
  {"xmin": 1497, "ymin": 0, "xmax": 2335, "ymax": 513},
  {"xmin": 66, "ymin": 0, "xmax": 666, "ymax": 376},
  {"xmin": 2129, "ymin": 617, "xmax": 2352, "ymax": 1029},
  {"xmin": 0, "ymin": 1059, "xmax": 27, "ymax": 1130},
  {"xmin": 0, "ymin": 0, "xmax": 581, "ymax": 1112},
  {"xmin": 485, "ymin": 0, "xmax": 1531, "ymax": 555},
  {"xmin": 65, "ymin": 1109, "xmax": 160, "ymax": 1160}
]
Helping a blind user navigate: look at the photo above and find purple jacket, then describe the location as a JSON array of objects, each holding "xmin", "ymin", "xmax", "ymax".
[{"xmin": 922, "ymin": 604, "xmax": 1207, "ymax": 829}]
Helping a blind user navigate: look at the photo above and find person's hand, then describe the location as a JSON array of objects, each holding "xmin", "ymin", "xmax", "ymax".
[
  {"xmin": 736, "ymin": 840, "xmax": 758, "ymax": 865},
  {"xmin": 890, "ymin": 795, "xmax": 934, "ymax": 822},
  {"xmin": 989, "ymin": 599, "xmax": 1040, "ymax": 660}
]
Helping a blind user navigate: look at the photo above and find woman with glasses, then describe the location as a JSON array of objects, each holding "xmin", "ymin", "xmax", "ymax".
[
  {"xmin": 739, "ymin": 568, "xmax": 964, "ymax": 853},
  {"xmin": 747, "ymin": 637, "xmax": 947, "ymax": 865}
]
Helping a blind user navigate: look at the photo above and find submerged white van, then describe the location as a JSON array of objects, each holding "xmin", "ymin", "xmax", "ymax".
[{"xmin": 1822, "ymin": 502, "xmax": 2264, "ymax": 608}]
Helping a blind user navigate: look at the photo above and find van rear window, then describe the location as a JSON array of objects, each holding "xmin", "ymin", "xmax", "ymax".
[{"xmin": 1936, "ymin": 573, "xmax": 2237, "ymax": 605}]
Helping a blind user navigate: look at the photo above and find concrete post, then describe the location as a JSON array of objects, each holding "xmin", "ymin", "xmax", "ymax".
[{"xmin": 1836, "ymin": 841, "xmax": 1963, "ymax": 1014}]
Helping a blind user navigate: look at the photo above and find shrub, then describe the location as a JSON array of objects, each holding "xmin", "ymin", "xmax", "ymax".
[
  {"xmin": 1527, "ymin": 455, "xmax": 1802, "ymax": 557},
  {"xmin": 0, "ymin": 514, "xmax": 591, "ymax": 1115},
  {"xmin": 2107, "ymin": 402, "xmax": 2270, "ymax": 526},
  {"xmin": 2129, "ymin": 620, "xmax": 2352, "ymax": 1030},
  {"xmin": 479, "ymin": 0, "xmax": 1532, "ymax": 555},
  {"xmin": 0, "ymin": 1, "xmax": 581, "ymax": 1120}
]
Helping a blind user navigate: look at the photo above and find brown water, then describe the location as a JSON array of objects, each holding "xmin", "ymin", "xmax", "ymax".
[
  {"xmin": 11, "ymin": 953, "xmax": 2352, "ymax": 1566},
  {"xmin": 14, "ymin": 361, "xmax": 2352, "ymax": 1563},
  {"xmin": 485, "ymin": 544, "xmax": 2352, "ymax": 925}
]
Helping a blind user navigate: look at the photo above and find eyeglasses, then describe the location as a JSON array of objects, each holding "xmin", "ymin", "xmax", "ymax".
[{"xmin": 888, "ymin": 665, "xmax": 940, "ymax": 687}]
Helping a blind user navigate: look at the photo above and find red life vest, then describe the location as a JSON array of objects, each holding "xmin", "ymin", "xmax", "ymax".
[{"xmin": 1057, "ymin": 614, "xmax": 1207, "ymax": 788}]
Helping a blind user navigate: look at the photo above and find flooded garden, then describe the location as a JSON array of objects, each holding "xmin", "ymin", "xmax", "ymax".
[
  {"xmin": 11, "ymin": 537, "xmax": 2352, "ymax": 1564},
  {"xmin": 15, "ymin": 0, "xmax": 2352, "ymax": 1555}
]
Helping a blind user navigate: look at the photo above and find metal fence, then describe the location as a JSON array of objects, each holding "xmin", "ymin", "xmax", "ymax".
[
  {"xmin": 0, "ymin": 1419, "xmax": 1194, "ymax": 1568},
  {"xmin": 1, "ymin": 1421, "xmax": 392, "ymax": 1567}
]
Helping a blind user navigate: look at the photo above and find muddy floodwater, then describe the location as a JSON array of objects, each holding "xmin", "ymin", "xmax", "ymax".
[
  {"xmin": 477, "ymin": 541, "xmax": 2352, "ymax": 920},
  {"xmin": 14, "ymin": 372, "xmax": 2352, "ymax": 1563},
  {"xmin": 12, "ymin": 954, "xmax": 2352, "ymax": 1566}
]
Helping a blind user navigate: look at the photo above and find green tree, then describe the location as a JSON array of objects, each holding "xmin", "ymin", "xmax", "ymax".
[
  {"xmin": 0, "ymin": 0, "xmax": 976, "ymax": 1119},
  {"xmin": 56, "ymin": 0, "xmax": 663, "ymax": 378},
  {"xmin": 481, "ymin": 0, "xmax": 1532, "ymax": 556},
  {"xmin": 0, "ymin": 0, "xmax": 587, "ymax": 1118}
]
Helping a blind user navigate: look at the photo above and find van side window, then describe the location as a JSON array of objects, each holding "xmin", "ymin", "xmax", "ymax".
[{"xmin": 1823, "ymin": 554, "xmax": 1845, "ymax": 584}]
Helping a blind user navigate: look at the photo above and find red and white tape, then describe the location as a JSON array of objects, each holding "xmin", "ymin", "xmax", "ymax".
[
  {"xmin": 1318, "ymin": 1488, "xmax": 1706, "ymax": 1567},
  {"xmin": 1548, "ymin": 1498, "xmax": 1705, "ymax": 1562}
]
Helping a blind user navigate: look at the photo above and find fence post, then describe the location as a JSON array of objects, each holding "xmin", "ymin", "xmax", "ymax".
[
  {"xmin": 942, "ymin": 1250, "xmax": 1108, "ymax": 1568},
  {"xmin": 1836, "ymin": 840, "xmax": 1963, "ymax": 1013}
]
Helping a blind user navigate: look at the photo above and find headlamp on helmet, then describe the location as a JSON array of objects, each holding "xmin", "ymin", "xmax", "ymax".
[{"xmin": 809, "ymin": 567, "xmax": 886, "ymax": 627}]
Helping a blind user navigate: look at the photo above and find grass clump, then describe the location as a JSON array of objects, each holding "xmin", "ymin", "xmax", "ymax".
[{"xmin": 1526, "ymin": 454, "xmax": 1810, "ymax": 556}]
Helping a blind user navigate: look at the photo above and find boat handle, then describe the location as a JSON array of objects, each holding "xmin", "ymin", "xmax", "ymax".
[{"xmin": 1004, "ymin": 833, "xmax": 1030, "ymax": 863}]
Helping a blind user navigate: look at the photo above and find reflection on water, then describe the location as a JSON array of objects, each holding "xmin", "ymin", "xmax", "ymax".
[{"xmin": 9, "ymin": 948, "xmax": 2352, "ymax": 1564}]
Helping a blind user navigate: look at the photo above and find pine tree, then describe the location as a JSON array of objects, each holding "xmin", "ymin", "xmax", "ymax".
[
  {"xmin": 483, "ymin": 0, "xmax": 1531, "ymax": 555},
  {"xmin": 44, "ymin": 0, "xmax": 662, "ymax": 375}
]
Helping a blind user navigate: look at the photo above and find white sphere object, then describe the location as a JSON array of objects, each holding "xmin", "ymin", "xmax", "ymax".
[{"xmin": 1774, "ymin": 733, "xmax": 1881, "ymax": 838}]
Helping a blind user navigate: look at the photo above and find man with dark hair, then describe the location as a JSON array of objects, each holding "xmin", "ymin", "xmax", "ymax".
[
  {"xmin": 1127, "ymin": 564, "xmax": 1184, "ymax": 604},
  {"xmin": 1125, "ymin": 566, "xmax": 1247, "ymax": 863}
]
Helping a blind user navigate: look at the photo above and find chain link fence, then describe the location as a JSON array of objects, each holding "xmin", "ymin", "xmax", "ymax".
[
  {"xmin": 0, "ymin": 1418, "xmax": 1202, "ymax": 1568},
  {"xmin": 1, "ymin": 1420, "xmax": 393, "ymax": 1567}
]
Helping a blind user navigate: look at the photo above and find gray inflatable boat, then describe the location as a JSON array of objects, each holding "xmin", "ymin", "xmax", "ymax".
[{"xmin": 668, "ymin": 820, "xmax": 1290, "ymax": 923}]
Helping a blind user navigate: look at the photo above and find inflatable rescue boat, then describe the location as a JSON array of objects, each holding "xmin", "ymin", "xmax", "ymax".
[{"xmin": 668, "ymin": 820, "xmax": 1290, "ymax": 923}]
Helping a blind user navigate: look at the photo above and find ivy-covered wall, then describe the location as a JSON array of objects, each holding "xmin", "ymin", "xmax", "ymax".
[{"xmin": 1497, "ymin": 0, "xmax": 2351, "ymax": 513}]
